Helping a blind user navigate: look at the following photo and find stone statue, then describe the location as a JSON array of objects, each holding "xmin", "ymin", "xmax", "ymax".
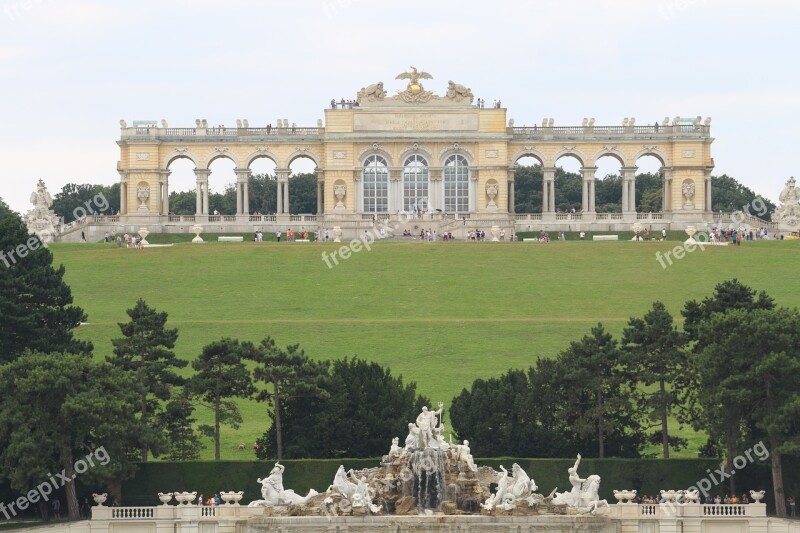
[
  {"xmin": 551, "ymin": 454, "xmax": 608, "ymax": 513},
  {"xmin": 482, "ymin": 466, "xmax": 512, "ymax": 510},
  {"xmin": 404, "ymin": 422, "xmax": 419, "ymax": 450},
  {"xmin": 23, "ymin": 179, "xmax": 60, "ymax": 243},
  {"xmin": 388, "ymin": 437, "xmax": 402, "ymax": 458},
  {"xmin": 509, "ymin": 463, "xmax": 537, "ymax": 500},
  {"xmin": 774, "ymin": 176, "xmax": 800, "ymax": 224},
  {"xmin": 248, "ymin": 462, "xmax": 319, "ymax": 507},
  {"xmin": 396, "ymin": 66, "xmax": 433, "ymax": 88},
  {"xmin": 415, "ymin": 403, "xmax": 444, "ymax": 449},
  {"xmin": 453, "ymin": 439, "xmax": 477, "ymax": 472},
  {"xmin": 327, "ymin": 465, "xmax": 358, "ymax": 500},
  {"xmin": 357, "ymin": 82, "xmax": 387, "ymax": 102},
  {"xmin": 395, "ymin": 66, "xmax": 435, "ymax": 103},
  {"xmin": 682, "ymin": 180, "xmax": 695, "ymax": 209},
  {"xmin": 446, "ymin": 80, "xmax": 473, "ymax": 102}
]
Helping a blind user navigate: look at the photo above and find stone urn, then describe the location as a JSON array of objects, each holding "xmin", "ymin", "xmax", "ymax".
[
  {"xmin": 158, "ymin": 492, "xmax": 173, "ymax": 506},
  {"xmin": 490, "ymin": 225, "xmax": 501, "ymax": 242},
  {"xmin": 92, "ymin": 493, "xmax": 108, "ymax": 506},
  {"xmin": 685, "ymin": 225, "xmax": 697, "ymax": 241},
  {"xmin": 175, "ymin": 491, "xmax": 197, "ymax": 505},
  {"xmin": 750, "ymin": 490, "xmax": 765, "ymax": 503},
  {"xmin": 632, "ymin": 222, "xmax": 643, "ymax": 240},
  {"xmin": 138, "ymin": 227, "xmax": 150, "ymax": 246},
  {"xmin": 333, "ymin": 226, "xmax": 342, "ymax": 243},
  {"xmin": 613, "ymin": 489, "xmax": 637, "ymax": 504},
  {"xmin": 660, "ymin": 490, "xmax": 682, "ymax": 503},
  {"xmin": 220, "ymin": 492, "xmax": 235, "ymax": 505},
  {"xmin": 231, "ymin": 492, "xmax": 244, "ymax": 505},
  {"xmin": 683, "ymin": 489, "xmax": 700, "ymax": 503},
  {"xmin": 486, "ymin": 183, "xmax": 499, "ymax": 210},
  {"xmin": 334, "ymin": 184, "xmax": 347, "ymax": 211},
  {"xmin": 192, "ymin": 224, "xmax": 204, "ymax": 243}
]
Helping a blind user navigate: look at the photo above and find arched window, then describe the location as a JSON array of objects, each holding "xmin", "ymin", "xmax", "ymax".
[
  {"xmin": 362, "ymin": 155, "xmax": 389, "ymax": 212},
  {"xmin": 403, "ymin": 155, "xmax": 429, "ymax": 212},
  {"xmin": 444, "ymin": 155, "xmax": 469, "ymax": 212}
]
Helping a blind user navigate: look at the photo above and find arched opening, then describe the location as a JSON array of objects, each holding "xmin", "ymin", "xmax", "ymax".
[
  {"xmin": 513, "ymin": 155, "xmax": 542, "ymax": 213},
  {"xmin": 554, "ymin": 155, "xmax": 583, "ymax": 213},
  {"xmin": 403, "ymin": 155, "xmax": 429, "ymax": 213},
  {"xmin": 207, "ymin": 156, "xmax": 237, "ymax": 215},
  {"xmin": 288, "ymin": 156, "xmax": 318, "ymax": 215},
  {"xmin": 634, "ymin": 155, "xmax": 665, "ymax": 212},
  {"xmin": 166, "ymin": 157, "xmax": 196, "ymax": 215},
  {"xmin": 362, "ymin": 155, "xmax": 389, "ymax": 213},
  {"xmin": 444, "ymin": 154, "xmax": 470, "ymax": 213},
  {"xmin": 593, "ymin": 155, "xmax": 623, "ymax": 213},
  {"xmin": 249, "ymin": 156, "xmax": 278, "ymax": 215}
]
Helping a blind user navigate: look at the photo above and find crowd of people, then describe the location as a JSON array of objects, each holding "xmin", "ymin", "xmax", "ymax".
[{"xmin": 709, "ymin": 226, "xmax": 773, "ymax": 244}]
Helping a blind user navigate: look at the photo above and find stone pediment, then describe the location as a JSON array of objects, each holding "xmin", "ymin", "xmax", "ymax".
[{"xmin": 356, "ymin": 68, "xmax": 474, "ymax": 108}]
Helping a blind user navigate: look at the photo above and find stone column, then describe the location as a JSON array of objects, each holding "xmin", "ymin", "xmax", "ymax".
[
  {"xmin": 621, "ymin": 167, "xmax": 637, "ymax": 213},
  {"xmin": 243, "ymin": 180, "xmax": 250, "ymax": 216},
  {"xmin": 507, "ymin": 170, "xmax": 516, "ymax": 213},
  {"xmin": 161, "ymin": 171, "xmax": 171, "ymax": 216},
  {"xmin": 580, "ymin": 167, "xmax": 597, "ymax": 213},
  {"xmin": 662, "ymin": 168, "xmax": 673, "ymax": 212},
  {"xmin": 705, "ymin": 171, "xmax": 712, "ymax": 212},
  {"xmin": 430, "ymin": 169, "xmax": 442, "ymax": 212},
  {"xmin": 118, "ymin": 172, "xmax": 128, "ymax": 215},
  {"xmin": 235, "ymin": 168, "xmax": 251, "ymax": 215},
  {"xmin": 315, "ymin": 169, "xmax": 324, "ymax": 215},
  {"xmin": 471, "ymin": 173, "xmax": 479, "ymax": 212},
  {"xmin": 353, "ymin": 174, "xmax": 362, "ymax": 213},
  {"xmin": 194, "ymin": 169, "xmax": 211, "ymax": 215},
  {"xmin": 542, "ymin": 167, "xmax": 556, "ymax": 213},
  {"xmin": 389, "ymin": 168, "xmax": 402, "ymax": 212},
  {"xmin": 275, "ymin": 169, "xmax": 290, "ymax": 214}
]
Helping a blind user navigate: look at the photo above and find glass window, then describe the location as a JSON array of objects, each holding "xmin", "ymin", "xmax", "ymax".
[
  {"xmin": 403, "ymin": 155, "xmax": 429, "ymax": 213},
  {"xmin": 444, "ymin": 155, "xmax": 469, "ymax": 212},
  {"xmin": 362, "ymin": 155, "xmax": 388, "ymax": 213}
]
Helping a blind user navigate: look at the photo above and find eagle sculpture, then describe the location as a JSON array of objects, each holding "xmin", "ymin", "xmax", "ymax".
[{"xmin": 395, "ymin": 66, "xmax": 433, "ymax": 86}]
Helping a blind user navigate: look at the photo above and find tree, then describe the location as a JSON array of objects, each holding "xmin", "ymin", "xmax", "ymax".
[
  {"xmin": 156, "ymin": 390, "xmax": 203, "ymax": 461},
  {"xmin": 694, "ymin": 307, "xmax": 800, "ymax": 517},
  {"xmin": 0, "ymin": 214, "xmax": 91, "ymax": 362},
  {"xmin": 108, "ymin": 299, "xmax": 185, "ymax": 461},
  {"xmin": 711, "ymin": 174, "xmax": 776, "ymax": 216},
  {"xmin": 51, "ymin": 183, "xmax": 118, "ymax": 223},
  {"xmin": 168, "ymin": 190, "xmax": 196, "ymax": 215},
  {"xmin": 189, "ymin": 338, "xmax": 255, "ymax": 460},
  {"xmin": 251, "ymin": 338, "xmax": 329, "ymax": 459},
  {"xmin": 248, "ymin": 174, "xmax": 278, "ymax": 214},
  {"xmin": 0, "ymin": 352, "xmax": 143, "ymax": 520},
  {"xmin": 558, "ymin": 324, "xmax": 642, "ymax": 458},
  {"xmin": 622, "ymin": 301, "xmax": 690, "ymax": 458},
  {"xmin": 554, "ymin": 168, "xmax": 582, "ymax": 212},
  {"xmin": 0, "ymin": 197, "xmax": 13, "ymax": 217},
  {"xmin": 513, "ymin": 165, "xmax": 543, "ymax": 213},
  {"xmin": 288, "ymin": 173, "xmax": 317, "ymax": 214}
]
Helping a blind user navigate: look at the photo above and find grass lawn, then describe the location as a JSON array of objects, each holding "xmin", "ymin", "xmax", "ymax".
[{"xmin": 50, "ymin": 238, "xmax": 800, "ymax": 460}]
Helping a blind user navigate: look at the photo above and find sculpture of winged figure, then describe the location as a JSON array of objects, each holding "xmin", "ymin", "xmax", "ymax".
[{"xmin": 395, "ymin": 66, "xmax": 433, "ymax": 87}]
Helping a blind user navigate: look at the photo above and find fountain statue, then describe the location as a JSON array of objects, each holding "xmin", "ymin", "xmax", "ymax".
[{"xmin": 247, "ymin": 462, "xmax": 319, "ymax": 508}]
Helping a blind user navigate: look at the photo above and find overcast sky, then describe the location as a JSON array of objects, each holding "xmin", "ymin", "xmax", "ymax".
[{"xmin": 1, "ymin": 0, "xmax": 798, "ymax": 213}]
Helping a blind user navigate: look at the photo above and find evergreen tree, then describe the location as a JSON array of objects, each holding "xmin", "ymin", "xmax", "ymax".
[
  {"xmin": 156, "ymin": 390, "xmax": 203, "ymax": 461},
  {"xmin": 622, "ymin": 301, "xmax": 690, "ymax": 458},
  {"xmin": 558, "ymin": 324, "xmax": 642, "ymax": 458},
  {"xmin": 251, "ymin": 338, "xmax": 328, "ymax": 460},
  {"xmin": 108, "ymin": 299, "xmax": 185, "ymax": 461},
  {"xmin": 288, "ymin": 173, "xmax": 318, "ymax": 214},
  {"xmin": 0, "ymin": 352, "xmax": 143, "ymax": 520},
  {"xmin": 0, "ymin": 214, "xmax": 91, "ymax": 362},
  {"xmin": 189, "ymin": 338, "xmax": 255, "ymax": 460},
  {"xmin": 694, "ymin": 307, "xmax": 800, "ymax": 516},
  {"xmin": 0, "ymin": 197, "xmax": 13, "ymax": 217}
]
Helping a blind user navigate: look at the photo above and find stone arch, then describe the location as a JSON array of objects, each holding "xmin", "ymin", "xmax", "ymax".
[
  {"xmin": 511, "ymin": 147, "xmax": 547, "ymax": 167},
  {"xmin": 552, "ymin": 147, "xmax": 588, "ymax": 167},
  {"xmin": 163, "ymin": 149, "xmax": 199, "ymax": 169},
  {"xmin": 591, "ymin": 147, "xmax": 628, "ymax": 167},
  {"xmin": 203, "ymin": 148, "xmax": 240, "ymax": 169},
  {"xmin": 632, "ymin": 146, "xmax": 670, "ymax": 168},
  {"xmin": 357, "ymin": 143, "xmax": 393, "ymax": 166},
  {"xmin": 398, "ymin": 143, "xmax": 435, "ymax": 163},
  {"xmin": 244, "ymin": 149, "xmax": 280, "ymax": 169},
  {"xmin": 286, "ymin": 147, "xmax": 321, "ymax": 168},
  {"xmin": 438, "ymin": 143, "xmax": 474, "ymax": 165}
]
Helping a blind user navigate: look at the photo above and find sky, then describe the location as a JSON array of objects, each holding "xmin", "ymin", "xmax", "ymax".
[{"xmin": 1, "ymin": 0, "xmax": 799, "ymax": 213}]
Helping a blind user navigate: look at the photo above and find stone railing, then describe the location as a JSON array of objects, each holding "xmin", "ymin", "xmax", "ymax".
[
  {"xmin": 92, "ymin": 504, "xmax": 265, "ymax": 521},
  {"xmin": 110, "ymin": 507, "xmax": 155, "ymax": 519},
  {"xmin": 712, "ymin": 212, "xmax": 777, "ymax": 229},
  {"xmin": 609, "ymin": 502, "xmax": 766, "ymax": 519},
  {"xmin": 509, "ymin": 124, "xmax": 710, "ymax": 139},
  {"xmin": 122, "ymin": 126, "xmax": 322, "ymax": 139}
]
